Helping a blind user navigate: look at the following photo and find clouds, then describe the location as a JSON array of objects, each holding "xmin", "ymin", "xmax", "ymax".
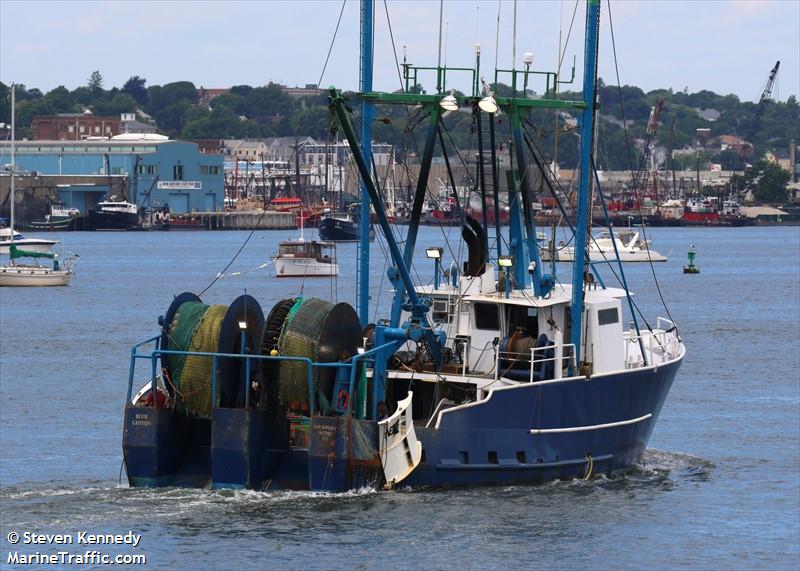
[{"xmin": 1, "ymin": 0, "xmax": 797, "ymax": 102}]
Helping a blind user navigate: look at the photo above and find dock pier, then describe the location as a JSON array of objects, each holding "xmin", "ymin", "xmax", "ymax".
[{"xmin": 166, "ymin": 210, "xmax": 296, "ymax": 230}]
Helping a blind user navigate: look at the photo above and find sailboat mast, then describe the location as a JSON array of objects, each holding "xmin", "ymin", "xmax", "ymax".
[
  {"xmin": 358, "ymin": 0, "xmax": 374, "ymax": 327},
  {"xmin": 10, "ymin": 84, "xmax": 15, "ymax": 241},
  {"xmin": 570, "ymin": 0, "xmax": 601, "ymax": 367}
]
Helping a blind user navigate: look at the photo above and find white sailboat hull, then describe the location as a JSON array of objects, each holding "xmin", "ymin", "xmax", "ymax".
[
  {"xmin": 275, "ymin": 258, "xmax": 338, "ymax": 277},
  {"xmin": 0, "ymin": 266, "xmax": 72, "ymax": 286}
]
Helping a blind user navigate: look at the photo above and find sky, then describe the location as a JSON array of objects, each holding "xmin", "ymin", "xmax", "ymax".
[{"xmin": 1, "ymin": 0, "xmax": 798, "ymax": 103}]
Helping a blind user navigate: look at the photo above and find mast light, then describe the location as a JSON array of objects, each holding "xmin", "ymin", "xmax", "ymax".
[
  {"xmin": 479, "ymin": 94, "xmax": 498, "ymax": 114},
  {"xmin": 439, "ymin": 91, "xmax": 459, "ymax": 112}
]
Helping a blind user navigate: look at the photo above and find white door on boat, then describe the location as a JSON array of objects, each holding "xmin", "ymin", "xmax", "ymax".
[{"xmin": 378, "ymin": 391, "xmax": 422, "ymax": 489}]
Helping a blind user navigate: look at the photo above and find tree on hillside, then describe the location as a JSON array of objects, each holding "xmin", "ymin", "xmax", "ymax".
[
  {"xmin": 15, "ymin": 99, "xmax": 57, "ymax": 138},
  {"xmin": 146, "ymin": 81, "xmax": 198, "ymax": 116},
  {"xmin": 229, "ymin": 85, "xmax": 253, "ymax": 98},
  {"xmin": 122, "ymin": 76, "xmax": 149, "ymax": 106},
  {"xmin": 93, "ymin": 93, "xmax": 137, "ymax": 116},
  {"xmin": 0, "ymin": 83, "xmax": 9, "ymax": 124},
  {"xmin": 181, "ymin": 105, "xmax": 274, "ymax": 139},
  {"xmin": 88, "ymin": 71, "xmax": 104, "ymax": 96},
  {"xmin": 289, "ymin": 107, "xmax": 330, "ymax": 139},
  {"xmin": 46, "ymin": 86, "xmax": 74, "ymax": 113},
  {"xmin": 718, "ymin": 149, "xmax": 747, "ymax": 171},
  {"xmin": 245, "ymin": 83, "xmax": 294, "ymax": 119},
  {"xmin": 155, "ymin": 100, "xmax": 192, "ymax": 136},
  {"xmin": 208, "ymin": 93, "xmax": 247, "ymax": 115},
  {"xmin": 732, "ymin": 159, "xmax": 790, "ymax": 203},
  {"xmin": 71, "ymin": 86, "xmax": 93, "ymax": 108}
]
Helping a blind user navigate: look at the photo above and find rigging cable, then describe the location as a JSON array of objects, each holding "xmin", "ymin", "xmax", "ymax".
[
  {"xmin": 197, "ymin": 229, "xmax": 258, "ymax": 297},
  {"xmin": 317, "ymin": 0, "xmax": 348, "ymax": 88},
  {"xmin": 382, "ymin": 0, "xmax": 406, "ymax": 90},
  {"xmin": 607, "ymin": 0, "xmax": 676, "ymax": 326},
  {"xmin": 558, "ymin": 0, "xmax": 580, "ymax": 71},
  {"xmin": 521, "ymin": 121, "xmax": 654, "ymax": 328}
]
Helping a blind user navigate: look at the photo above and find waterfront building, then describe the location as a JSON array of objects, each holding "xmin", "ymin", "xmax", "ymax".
[
  {"xmin": 31, "ymin": 111, "xmax": 158, "ymax": 140},
  {"xmin": 0, "ymin": 135, "xmax": 223, "ymax": 214},
  {"xmin": 32, "ymin": 112, "xmax": 121, "ymax": 140}
]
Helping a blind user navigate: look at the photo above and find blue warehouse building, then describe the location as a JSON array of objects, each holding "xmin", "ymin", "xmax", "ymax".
[{"xmin": 0, "ymin": 135, "xmax": 224, "ymax": 213}]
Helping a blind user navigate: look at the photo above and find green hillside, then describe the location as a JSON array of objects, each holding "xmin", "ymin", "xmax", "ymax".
[{"xmin": 1, "ymin": 74, "xmax": 797, "ymax": 173}]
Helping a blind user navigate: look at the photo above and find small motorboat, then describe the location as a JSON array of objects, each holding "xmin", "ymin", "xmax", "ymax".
[
  {"xmin": 274, "ymin": 239, "xmax": 338, "ymax": 277},
  {"xmin": 0, "ymin": 227, "xmax": 59, "ymax": 255},
  {"xmin": 542, "ymin": 229, "xmax": 667, "ymax": 262}
]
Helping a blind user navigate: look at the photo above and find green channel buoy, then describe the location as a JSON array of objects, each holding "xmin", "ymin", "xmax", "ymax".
[{"xmin": 683, "ymin": 244, "xmax": 700, "ymax": 274}]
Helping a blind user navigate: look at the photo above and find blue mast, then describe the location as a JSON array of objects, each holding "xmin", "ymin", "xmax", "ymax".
[
  {"xmin": 358, "ymin": 0, "xmax": 374, "ymax": 327},
  {"xmin": 570, "ymin": 0, "xmax": 601, "ymax": 366}
]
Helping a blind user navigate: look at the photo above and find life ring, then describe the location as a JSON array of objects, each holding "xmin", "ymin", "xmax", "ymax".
[{"xmin": 336, "ymin": 389, "xmax": 349, "ymax": 411}]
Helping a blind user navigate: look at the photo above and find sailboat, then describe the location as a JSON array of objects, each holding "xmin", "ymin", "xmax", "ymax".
[
  {"xmin": 0, "ymin": 85, "xmax": 76, "ymax": 287},
  {"xmin": 121, "ymin": 0, "xmax": 684, "ymax": 491}
]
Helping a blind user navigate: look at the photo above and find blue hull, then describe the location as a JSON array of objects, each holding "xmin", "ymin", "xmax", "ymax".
[
  {"xmin": 319, "ymin": 217, "xmax": 375, "ymax": 242},
  {"xmin": 123, "ymin": 358, "xmax": 679, "ymax": 491},
  {"xmin": 408, "ymin": 360, "xmax": 680, "ymax": 487}
]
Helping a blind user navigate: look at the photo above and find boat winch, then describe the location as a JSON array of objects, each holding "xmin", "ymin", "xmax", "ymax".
[
  {"xmin": 160, "ymin": 292, "xmax": 264, "ymax": 417},
  {"xmin": 269, "ymin": 298, "xmax": 364, "ymax": 415}
]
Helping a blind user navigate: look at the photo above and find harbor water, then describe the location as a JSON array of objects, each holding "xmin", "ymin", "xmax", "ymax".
[{"xmin": 1, "ymin": 225, "xmax": 798, "ymax": 570}]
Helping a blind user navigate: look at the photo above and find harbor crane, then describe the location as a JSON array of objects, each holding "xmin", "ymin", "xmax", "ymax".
[{"xmin": 743, "ymin": 60, "xmax": 780, "ymax": 156}]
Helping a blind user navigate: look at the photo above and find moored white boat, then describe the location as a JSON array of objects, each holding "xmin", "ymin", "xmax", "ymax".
[
  {"xmin": 0, "ymin": 262, "xmax": 73, "ymax": 286},
  {"xmin": 274, "ymin": 239, "xmax": 338, "ymax": 277},
  {"xmin": 542, "ymin": 229, "xmax": 667, "ymax": 262},
  {"xmin": 0, "ymin": 85, "xmax": 76, "ymax": 287},
  {"xmin": 0, "ymin": 227, "xmax": 59, "ymax": 255}
]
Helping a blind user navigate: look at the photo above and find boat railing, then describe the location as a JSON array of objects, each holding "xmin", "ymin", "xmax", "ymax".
[
  {"xmin": 127, "ymin": 335, "xmax": 398, "ymax": 417},
  {"xmin": 624, "ymin": 318, "xmax": 681, "ymax": 368},
  {"xmin": 494, "ymin": 342, "xmax": 577, "ymax": 383}
]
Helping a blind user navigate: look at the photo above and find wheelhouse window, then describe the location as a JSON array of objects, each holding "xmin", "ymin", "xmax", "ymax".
[
  {"xmin": 431, "ymin": 297, "xmax": 453, "ymax": 323},
  {"xmin": 507, "ymin": 305, "xmax": 539, "ymax": 337},
  {"xmin": 598, "ymin": 307, "xmax": 619, "ymax": 326},
  {"xmin": 473, "ymin": 302, "xmax": 499, "ymax": 330},
  {"xmin": 279, "ymin": 244, "xmax": 305, "ymax": 255}
]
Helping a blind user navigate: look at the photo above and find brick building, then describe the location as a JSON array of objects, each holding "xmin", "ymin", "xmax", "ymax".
[{"xmin": 32, "ymin": 113, "xmax": 121, "ymax": 140}]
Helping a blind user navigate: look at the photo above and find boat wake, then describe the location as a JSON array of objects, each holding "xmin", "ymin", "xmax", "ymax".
[{"xmin": 0, "ymin": 450, "xmax": 710, "ymax": 533}]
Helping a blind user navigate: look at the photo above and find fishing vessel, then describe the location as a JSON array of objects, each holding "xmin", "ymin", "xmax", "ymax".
[
  {"xmin": 542, "ymin": 229, "xmax": 668, "ymax": 262},
  {"xmin": 89, "ymin": 198, "xmax": 140, "ymax": 230},
  {"xmin": 318, "ymin": 212, "xmax": 375, "ymax": 241},
  {"xmin": 122, "ymin": 0, "xmax": 684, "ymax": 491},
  {"xmin": 23, "ymin": 200, "xmax": 81, "ymax": 231},
  {"xmin": 318, "ymin": 213, "xmax": 357, "ymax": 240}
]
